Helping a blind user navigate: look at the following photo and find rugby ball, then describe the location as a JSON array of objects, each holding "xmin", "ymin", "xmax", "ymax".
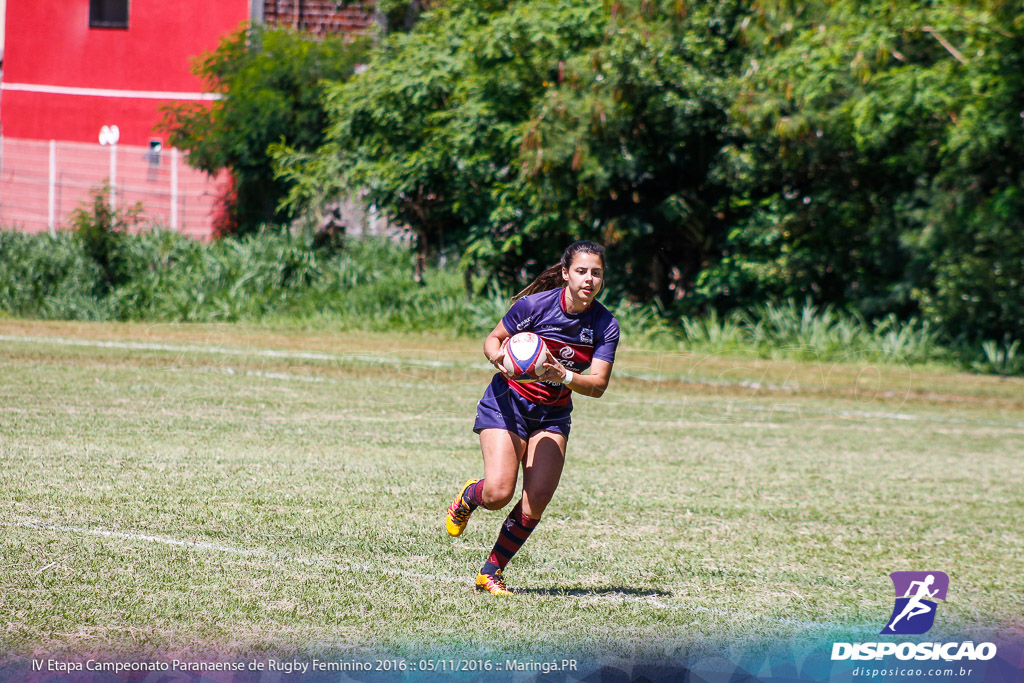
[{"xmin": 501, "ymin": 332, "xmax": 550, "ymax": 383}]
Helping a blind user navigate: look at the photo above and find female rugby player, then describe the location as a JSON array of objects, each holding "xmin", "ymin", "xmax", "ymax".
[{"xmin": 444, "ymin": 241, "xmax": 620, "ymax": 595}]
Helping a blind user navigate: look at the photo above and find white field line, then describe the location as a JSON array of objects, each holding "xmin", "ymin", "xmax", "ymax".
[
  {"xmin": 2, "ymin": 525, "xmax": 879, "ymax": 629},
  {"xmin": 8, "ymin": 519, "xmax": 867, "ymax": 629},
  {"xmin": 234, "ymin": 368, "xmax": 330, "ymax": 384},
  {"xmin": 192, "ymin": 364, "xmax": 1024, "ymax": 429},
  {"xmin": 7, "ymin": 519, "xmax": 703, "ymax": 609},
  {"xmin": 8, "ymin": 519, "xmax": 459, "ymax": 583},
  {"xmin": 3, "ymin": 333, "xmax": 1022, "ymax": 429},
  {"xmin": 0, "ymin": 334, "xmax": 463, "ymax": 369},
  {"xmin": 177, "ymin": 365, "xmax": 1024, "ymax": 430},
  {"xmin": 0, "ymin": 333, "xmax": 918, "ymax": 386}
]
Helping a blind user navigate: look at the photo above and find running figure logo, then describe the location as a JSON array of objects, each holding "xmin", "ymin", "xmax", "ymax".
[{"xmin": 883, "ymin": 571, "xmax": 949, "ymax": 635}]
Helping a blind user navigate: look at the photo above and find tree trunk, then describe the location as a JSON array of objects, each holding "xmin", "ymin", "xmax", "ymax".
[
  {"xmin": 463, "ymin": 262, "xmax": 474, "ymax": 301},
  {"xmin": 414, "ymin": 231, "xmax": 427, "ymax": 286},
  {"xmin": 650, "ymin": 251, "xmax": 666, "ymax": 305}
]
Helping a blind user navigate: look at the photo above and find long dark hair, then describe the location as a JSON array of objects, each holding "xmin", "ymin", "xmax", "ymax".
[{"xmin": 512, "ymin": 241, "xmax": 606, "ymax": 302}]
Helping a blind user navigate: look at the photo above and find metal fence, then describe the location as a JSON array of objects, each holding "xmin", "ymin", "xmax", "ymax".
[{"xmin": 0, "ymin": 137, "xmax": 228, "ymax": 238}]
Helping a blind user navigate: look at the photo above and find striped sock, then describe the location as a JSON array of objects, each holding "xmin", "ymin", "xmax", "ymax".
[
  {"xmin": 463, "ymin": 479, "xmax": 485, "ymax": 511},
  {"xmin": 482, "ymin": 501, "xmax": 539, "ymax": 573}
]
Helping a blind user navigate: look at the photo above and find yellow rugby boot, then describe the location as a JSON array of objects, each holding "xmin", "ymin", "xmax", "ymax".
[
  {"xmin": 445, "ymin": 478, "xmax": 480, "ymax": 537},
  {"xmin": 475, "ymin": 569, "xmax": 514, "ymax": 596}
]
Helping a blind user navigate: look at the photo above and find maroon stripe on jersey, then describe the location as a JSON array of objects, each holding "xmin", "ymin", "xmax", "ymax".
[
  {"xmin": 506, "ymin": 376, "xmax": 571, "ymax": 406},
  {"xmin": 540, "ymin": 337, "xmax": 594, "ymax": 369}
]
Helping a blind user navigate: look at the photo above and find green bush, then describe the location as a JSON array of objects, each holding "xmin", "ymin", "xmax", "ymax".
[
  {"xmin": 1, "ymin": 218, "xmax": 1021, "ymax": 376},
  {"xmin": 0, "ymin": 230, "xmax": 107, "ymax": 320}
]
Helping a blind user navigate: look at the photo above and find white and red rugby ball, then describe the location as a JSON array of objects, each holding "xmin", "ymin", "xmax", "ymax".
[{"xmin": 501, "ymin": 332, "xmax": 550, "ymax": 383}]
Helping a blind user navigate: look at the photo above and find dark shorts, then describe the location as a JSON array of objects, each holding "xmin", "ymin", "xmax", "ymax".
[{"xmin": 473, "ymin": 374, "xmax": 572, "ymax": 441}]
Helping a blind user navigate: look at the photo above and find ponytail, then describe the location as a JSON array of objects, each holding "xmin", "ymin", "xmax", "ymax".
[
  {"xmin": 512, "ymin": 264, "xmax": 564, "ymax": 302},
  {"xmin": 512, "ymin": 240, "xmax": 606, "ymax": 302}
]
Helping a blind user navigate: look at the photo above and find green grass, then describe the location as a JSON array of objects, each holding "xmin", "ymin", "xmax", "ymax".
[{"xmin": 1, "ymin": 319, "xmax": 1022, "ymax": 663}]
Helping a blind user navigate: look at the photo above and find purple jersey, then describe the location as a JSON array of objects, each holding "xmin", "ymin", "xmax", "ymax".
[{"xmin": 501, "ymin": 288, "xmax": 620, "ymax": 406}]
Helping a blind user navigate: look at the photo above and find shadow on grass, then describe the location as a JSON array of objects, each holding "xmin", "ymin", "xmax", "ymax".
[{"xmin": 513, "ymin": 586, "xmax": 672, "ymax": 598}]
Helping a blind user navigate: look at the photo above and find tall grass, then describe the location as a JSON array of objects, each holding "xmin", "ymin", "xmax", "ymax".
[
  {"xmin": 0, "ymin": 225, "xmax": 463, "ymax": 330},
  {"xmin": 681, "ymin": 300, "xmax": 952, "ymax": 365},
  {"xmin": 0, "ymin": 229, "xmax": 108, "ymax": 320},
  {"xmin": 1, "ymin": 219, "xmax": 1019, "ymax": 374}
]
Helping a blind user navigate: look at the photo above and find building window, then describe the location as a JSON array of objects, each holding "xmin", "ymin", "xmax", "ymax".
[{"xmin": 89, "ymin": 0, "xmax": 129, "ymax": 29}]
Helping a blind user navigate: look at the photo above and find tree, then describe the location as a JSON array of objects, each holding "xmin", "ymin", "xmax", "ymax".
[
  {"xmin": 705, "ymin": 0, "xmax": 1024, "ymax": 339},
  {"xmin": 276, "ymin": 0, "xmax": 748, "ymax": 297},
  {"xmin": 337, "ymin": 0, "xmax": 439, "ymax": 35},
  {"xmin": 160, "ymin": 26, "xmax": 368, "ymax": 232},
  {"xmin": 502, "ymin": 0, "xmax": 748, "ymax": 304},
  {"xmin": 276, "ymin": 0, "xmax": 1024, "ymax": 342}
]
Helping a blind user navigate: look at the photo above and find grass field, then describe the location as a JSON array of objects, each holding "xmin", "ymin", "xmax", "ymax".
[{"xmin": 1, "ymin": 319, "xmax": 1022, "ymax": 664}]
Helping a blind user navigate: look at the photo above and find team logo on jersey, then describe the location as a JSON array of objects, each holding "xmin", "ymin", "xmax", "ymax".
[
  {"xmin": 559, "ymin": 346, "xmax": 575, "ymax": 360},
  {"xmin": 883, "ymin": 571, "xmax": 949, "ymax": 634},
  {"xmin": 580, "ymin": 328, "xmax": 594, "ymax": 344}
]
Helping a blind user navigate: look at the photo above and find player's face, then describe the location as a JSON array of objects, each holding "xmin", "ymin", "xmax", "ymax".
[{"xmin": 563, "ymin": 252, "xmax": 604, "ymax": 304}]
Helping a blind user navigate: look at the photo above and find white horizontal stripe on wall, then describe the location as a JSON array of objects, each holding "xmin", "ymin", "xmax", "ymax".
[{"xmin": 0, "ymin": 82, "xmax": 223, "ymax": 101}]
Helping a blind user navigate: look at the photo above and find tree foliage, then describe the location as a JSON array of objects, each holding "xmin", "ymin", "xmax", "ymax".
[
  {"xmin": 279, "ymin": 0, "xmax": 749, "ymax": 298},
  {"xmin": 709, "ymin": 0, "xmax": 1024, "ymax": 340},
  {"xmin": 275, "ymin": 0, "xmax": 1024, "ymax": 342},
  {"xmin": 160, "ymin": 27, "xmax": 368, "ymax": 232}
]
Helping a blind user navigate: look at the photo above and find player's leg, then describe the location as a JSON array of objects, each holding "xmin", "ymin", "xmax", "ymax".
[
  {"xmin": 520, "ymin": 430, "xmax": 567, "ymax": 519},
  {"xmin": 446, "ymin": 428, "xmax": 524, "ymax": 537},
  {"xmin": 477, "ymin": 430, "xmax": 566, "ymax": 594},
  {"xmin": 478, "ymin": 428, "xmax": 527, "ymax": 509},
  {"xmin": 448, "ymin": 373, "xmax": 527, "ymax": 537}
]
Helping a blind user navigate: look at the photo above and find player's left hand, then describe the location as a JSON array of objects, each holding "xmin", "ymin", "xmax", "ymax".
[{"xmin": 536, "ymin": 361, "xmax": 567, "ymax": 384}]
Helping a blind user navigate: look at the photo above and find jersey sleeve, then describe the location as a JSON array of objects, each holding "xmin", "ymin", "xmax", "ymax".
[
  {"xmin": 501, "ymin": 296, "xmax": 535, "ymax": 334},
  {"xmin": 592, "ymin": 313, "xmax": 620, "ymax": 363}
]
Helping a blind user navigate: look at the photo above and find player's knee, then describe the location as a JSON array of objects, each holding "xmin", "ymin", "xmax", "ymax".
[{"xmin": 482, "ymin": 480, "xmax": 515, "ymax": 509}]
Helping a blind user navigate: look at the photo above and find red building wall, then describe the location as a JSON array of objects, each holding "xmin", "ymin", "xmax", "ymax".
[
  {"xmin": 0, "ymin": 0, "xmax": 375, "ymax": 236},
  {"xmin": 1, "ymin": 0, "xmax": 251, "ymax": 145}
]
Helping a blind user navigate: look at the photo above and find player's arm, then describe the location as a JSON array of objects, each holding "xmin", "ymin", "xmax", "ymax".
[
  {"xmin": 484, "ymin": 321, "xmax": 513, "ymax": 375},
  {"xmin": 539, "ymin": 358, "xmax": 614, "ymax": 398}
]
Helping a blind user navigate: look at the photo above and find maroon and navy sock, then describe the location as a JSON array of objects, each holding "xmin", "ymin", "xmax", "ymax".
[
  {"xmin": 480, "ymin": 501, "xmax": 539, "ymax": 576},
  {"xmin": 463, "ymin": 479, "xmax": 485, "ymax": 511}
]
